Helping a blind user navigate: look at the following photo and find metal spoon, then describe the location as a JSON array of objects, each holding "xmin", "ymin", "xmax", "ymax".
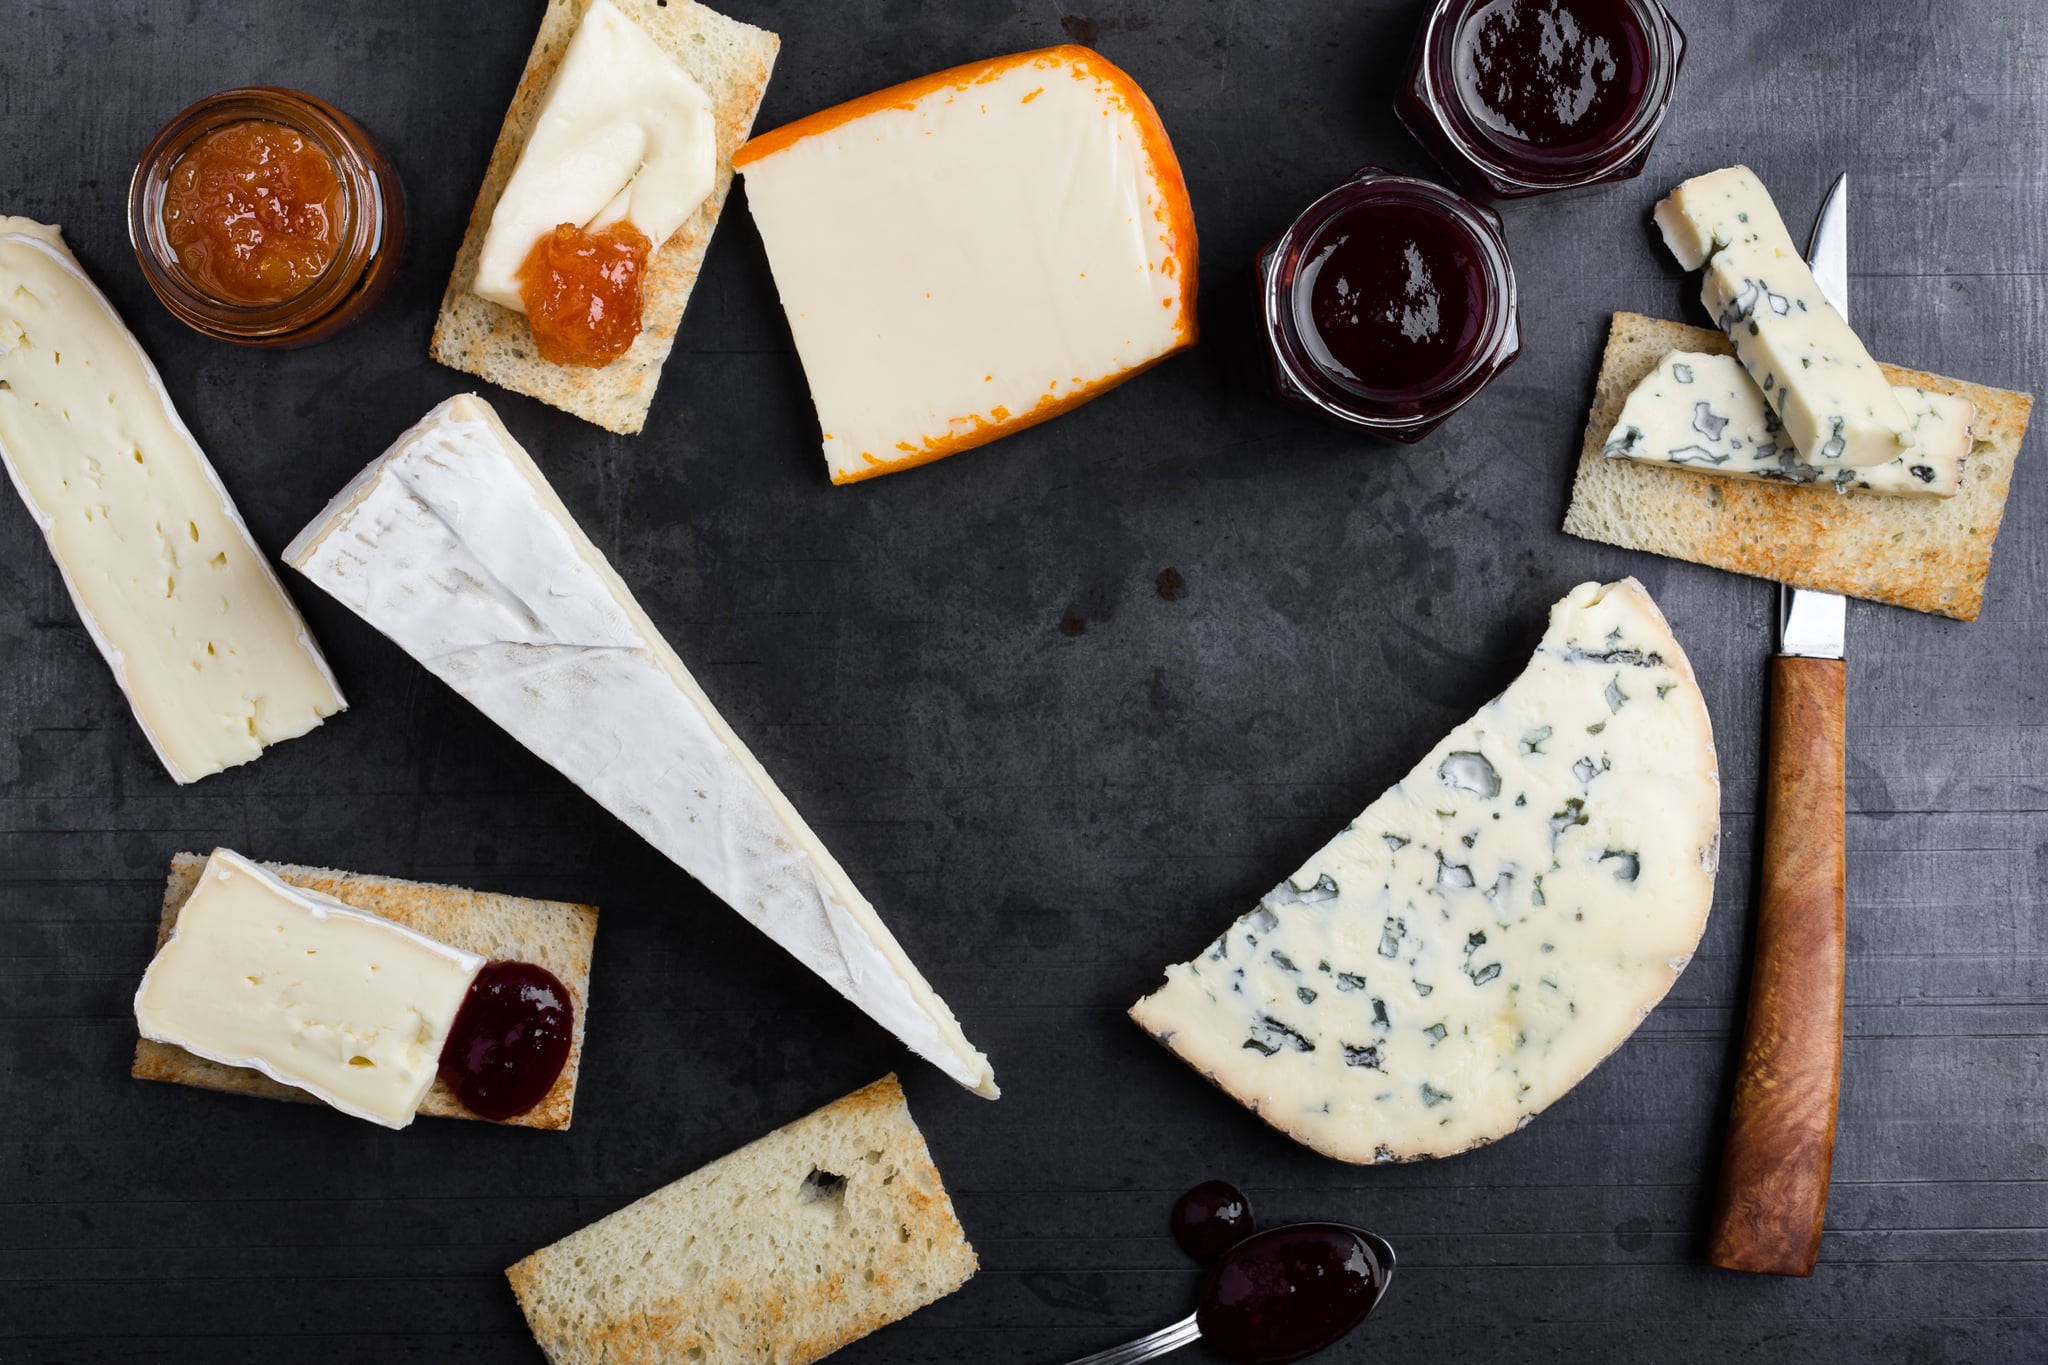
[{"xmin": 1060, "ymin": 1223, "xmax": 1397, "ymax": 1365}]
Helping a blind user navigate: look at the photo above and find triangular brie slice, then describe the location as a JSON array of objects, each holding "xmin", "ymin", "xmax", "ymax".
[
  {"xmin": 1131, "ymin": 579, "xmax": 1716, "ymax": 1160},
  {"xmin": 286, "ymin": 395, "xmax": 995, "ymax": 1096}
]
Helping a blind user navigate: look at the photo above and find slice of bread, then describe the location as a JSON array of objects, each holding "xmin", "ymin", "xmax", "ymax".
[
  {"xmin": 131, "ymin": 852, "xmax": 598, "ymax": 1131},
  {"xmin": 1564, "ymin": 312, "xmax": 2033, "ymax": 621},
  {"xmin": 429, "ymin": 0, "xmax": 778, "ymax": 434},
  {"xmin": 507, "ymin": 1075, "xmax": 976, "ymax": 1364}
]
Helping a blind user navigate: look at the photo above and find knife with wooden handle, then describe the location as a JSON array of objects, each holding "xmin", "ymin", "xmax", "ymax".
[{"xmin": 1706, "ymin": 174, "xmax": 1855, "ymax": 1277}]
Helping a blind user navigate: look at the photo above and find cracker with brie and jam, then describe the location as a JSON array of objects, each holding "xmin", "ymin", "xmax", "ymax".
[{"xmin": 431, "ymin": 0, "xmax": 778, "ymax": 434}]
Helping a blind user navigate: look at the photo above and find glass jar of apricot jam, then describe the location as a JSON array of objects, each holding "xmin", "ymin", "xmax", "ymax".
[
  {"xmin": 1258, "ymin": 169, "xmax": 1520, "ymax": 441},
  {"xmin": 1396, "ymin": 0, "xmax": 1686, "ymax": 199},
  {"xmin": 128, "ymin": 88, "xmax": 405, "ymax": 347}
]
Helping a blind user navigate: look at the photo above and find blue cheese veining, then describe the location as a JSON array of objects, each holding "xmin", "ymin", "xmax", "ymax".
[
  {"xmin": 1603, "ymin": 351, "xmax": 1974, "ymax": 498},
  {"xmin": 1129, "ymin": 580, "xmax": 1719, "ymax": 1163},
  {"xmin": 1654, "ymin": 166, "xmax": 1911, "ymax": 470}
]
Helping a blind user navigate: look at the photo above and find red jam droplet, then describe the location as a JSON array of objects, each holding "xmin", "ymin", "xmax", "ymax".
[
  {"xmin": 1292, "ymin": 196, "xmax": 1488, "ymax": 402},
  {"xmin": 1197, "ymin": 1223, "xmax": 1382, "ymax": 1365},
  {"xmin": 1173, "ymin": 1181, "xmax": 1256, "ymax": 1263},
  {"xmin": 1453, "ymin": 0, "xmax": 1652, "ymax": 159},
  {"xmin": 438, "ymin": 961, "xmax": 573, "ymax": 1121}
]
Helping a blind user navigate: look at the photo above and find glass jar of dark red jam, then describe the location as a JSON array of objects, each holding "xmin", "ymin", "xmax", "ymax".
[
  {"xmin": 1396, "ymin": 0, "xmax": 1686, "ymax": 199},
  {"xmin": 128, "ymin": 88, "xmax": 406, "ymax": 347},
  {"xmin": 1258, "ymin": 168, "xmax": 1519, "ymax": 441}
]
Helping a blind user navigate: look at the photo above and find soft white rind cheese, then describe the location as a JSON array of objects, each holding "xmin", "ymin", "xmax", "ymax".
[
  {"xmin": 472, "ymin": 0, "xmax": 717, "ymax": 313},
  {"xmin": 285, "ymin": 395, "xmax": 997, "ymax": 1098},
  {"xmin": 1130, "ymin": 580, "xmax": 1718, "ymax": 1164},
  {"xmin": 0, "ymin": 218, "xmax": 345, "ymax": 782},
  {"xmin": 735, "ymin": 45, "xmax": 1196, "ymax": 484},
  {"xmin": 134, "ymin": 848, "xmax": 483, "ymax": 1129},
  {"xmin": 1654, "ymin": 166, "xmax": 1911, "ymax": 469},
  {"xmin": 1603, "ymin": 351, "xmax": 1972, "ymax": 497}
]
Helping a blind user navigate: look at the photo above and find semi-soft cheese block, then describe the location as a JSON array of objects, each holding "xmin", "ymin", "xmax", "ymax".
[
  {"xmin": 734, "ymin": 44, "xmax": 1198, "ymax": 484},
  {"xmin": 0, "ymin": 218, "xmax": 345, "ymax": 782},
  {"xmin": 1604, "ymin": 351, "xmax": 1973, "ymax": 497},
  {"xmin": 472, "ymin": 0, "xmax": 717, "ymax": 313},
  {"xmin": 285, "ymin": 395, "xmax": 997, "ymax": 1097},
  {"xmin": 1131, "ymin": 580, "xmax": 1719, "ymax": 1164},
  {"xmin": 1655, "ymin": 166, "xmax": 1911, "ymax": 469},
  {"xmin": 133, "ymin": 848, "xmax": 484, "ymax": 1129}
]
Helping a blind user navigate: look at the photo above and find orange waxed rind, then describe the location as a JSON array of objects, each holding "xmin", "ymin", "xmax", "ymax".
[{"xmin": 736, "ymin": 45, "xmax": 1200, "ymax": 485}]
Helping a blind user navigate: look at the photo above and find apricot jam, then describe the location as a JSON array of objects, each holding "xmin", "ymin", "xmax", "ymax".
[
  {"xmin": 161, "ymin": 120, "xmax": 344, "ymax": 306},
  {"xmin": 1259, "ymin": 169, "xmax": 1519, "ymax": 440},
  {"xmin": 1397, "ymin": 0, "xmax": 1685, "ymax": 198},
  {"xmin": 130, "ymin": 88, "xmax": 405, "ymax": 347},
  {"xmin": 517, "ymin": 221, "xmax": 653, "ymax": 368}
]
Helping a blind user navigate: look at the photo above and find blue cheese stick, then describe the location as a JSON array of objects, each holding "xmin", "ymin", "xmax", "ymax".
[
  {"xmin": 1655, "ymin": 166, "xmax": 1913, "ymax": 469},
  {"xmin": 1603, "ymin": 351, "xmax": 1973, "ymax": 498}
]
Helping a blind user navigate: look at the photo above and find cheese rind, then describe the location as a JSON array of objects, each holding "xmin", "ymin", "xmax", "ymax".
[
  {"xmin": 0, "ymin": 218, "xmax": 344, "ymax": 782},
  {"xmin": 1130, "ymin": 579, "xmax": 1718, "ymax": 1164},
  {"xmin": 735, "ymin": 45, "xmax": 1197, "ymax": 484},
  {"xmin": 471, "ymin": 0, "xmax": 717, "ymax": 312},
  {"xmin": 285, "ymin": 395, "xmax": 997, "ymax": 1098},
  {"xmin": 1603, "ymin": 351, "xmax": 1972, "ymax": 497},
  {"xmin": 133, "ymin": 848, "xmax": 484, "ymax": 1129},
  {"xmin": 1654, "ymin": 166, "xmax": 1911, "ymax": 469}
]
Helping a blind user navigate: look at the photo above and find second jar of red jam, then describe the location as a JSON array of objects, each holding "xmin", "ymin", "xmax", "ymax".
[
  {"xmin": 1258, "ymin": 169, "xmax": 1519, "ymax": 441},
  {"xmin": 1396, "ymin": 0, "xmax": 1686, "ymax": 199}
]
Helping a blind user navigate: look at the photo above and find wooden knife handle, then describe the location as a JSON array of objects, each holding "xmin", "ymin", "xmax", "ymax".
[{"xmin": 1708, "ymin": 654, "xmax": 1847, "ymax": 1277}]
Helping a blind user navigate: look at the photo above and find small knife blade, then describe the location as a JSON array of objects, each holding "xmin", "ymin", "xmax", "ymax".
[{"xmin": 1778, "ymin": 175, "xmax": 1852, "ymax": 660}]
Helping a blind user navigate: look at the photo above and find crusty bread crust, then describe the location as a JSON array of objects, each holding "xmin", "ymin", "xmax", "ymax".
[
  {"xmin": 131, "ymin": 852, "xmax": 598, "ymax": 1131},
  {"xmin": 1564, "ymin": 312, "xmax": 2033, "ymax": 621},
  {"xmin": 429, "ymin": 0, "xmax": 779, "ymax": 434},
  {"xmin": 506, "ymin": 1075, "xmax": 976, "ymax": 1364}
]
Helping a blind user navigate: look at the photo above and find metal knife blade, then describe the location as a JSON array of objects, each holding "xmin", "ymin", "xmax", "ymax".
[{"xmin": 1778, "ymin": 176, "xmax": 1852, "ymax": 661}]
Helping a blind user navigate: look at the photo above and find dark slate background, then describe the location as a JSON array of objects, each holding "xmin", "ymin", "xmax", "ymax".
[{"xmin": 3, "ymin": 1, "xmax": 2044, "ymax": 1361}]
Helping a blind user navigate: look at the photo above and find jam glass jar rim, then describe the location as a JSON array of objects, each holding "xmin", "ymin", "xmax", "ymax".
[
  {"xmin": 127, "ymin": 86, "xmax": 386, "ymax": 341},
  {"xmin": 1262, "ymin": 168, "xmax": 1518, "ymax": 432},
  {"xmin": 1417, "ymin": 0, "xmax": 1683, "ymax": 192}
]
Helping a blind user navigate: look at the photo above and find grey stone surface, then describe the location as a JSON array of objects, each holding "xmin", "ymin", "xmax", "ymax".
[{"xmin": 1, "ymin": 0, "xmax": 2043, "ymax": 1360}]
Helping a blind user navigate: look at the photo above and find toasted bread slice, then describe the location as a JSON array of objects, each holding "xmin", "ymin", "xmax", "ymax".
[
  {"xmin": 507, "ymin": 1075, "xmax": 976, "ymax": 1363},
  {"xmin": 131, "ymin": 852, "xmax": 597, "ymax": 1131},
  {"xmin": 430, "ymin": 0, "xmax": 778, "ymax": 434},
  {"xmin": 1564, "ymin": 312, "xmax": 2033, "ymax": 620}
]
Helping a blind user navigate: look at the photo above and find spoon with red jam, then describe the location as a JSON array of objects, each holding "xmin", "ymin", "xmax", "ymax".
[{"xmin": 1063, "ymin": 1196, "xmax": 1395, "ymax": 1364}]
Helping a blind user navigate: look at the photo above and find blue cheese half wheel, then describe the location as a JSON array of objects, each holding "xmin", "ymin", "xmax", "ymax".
[{"xmin": 1130, "ymin": 579, "xmax": 1719, "ymax": 1163}]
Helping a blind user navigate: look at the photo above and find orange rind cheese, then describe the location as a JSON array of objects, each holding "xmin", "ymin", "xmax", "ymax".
[{"xmin": 735, "ymin": 45, "xmax": 1198, "ymax": 484}]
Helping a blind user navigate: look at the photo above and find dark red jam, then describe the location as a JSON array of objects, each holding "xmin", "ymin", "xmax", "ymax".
[
  {"xmin": 1258, "ymin": 169, "xmax": 1518, "ymax": 440},
  {"xmin": 1197, "ymin": 1223, "xmax": 1389, "ymax": 1364},
  {"xmin": 1397, "ymin": 0, "xmax": 1685, "ymax": 198},
  {"xmin": 1453, "ymin": 0, "xmax": 1652, "ymax": 158},
  {"xmin": 1173, "ymin": 1181, "xmax": 1255, "ymax": 1263},
  {"xmin": 438, "ymin": 961, "xmax": 573, "ymax": 1121},
  {"xmin": 1295, "ymin": 198, "xmax": 1487, "ymax": 400}
]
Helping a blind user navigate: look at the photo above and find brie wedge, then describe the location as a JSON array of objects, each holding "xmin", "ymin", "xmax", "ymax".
[
  {"xmin": 472, "ymin": 0, "xmax": 717, "ymax": 313},
  {"xmin": 0, "ymin": 217, "xmax": 344, "ymax": 782},
  {"xmin": 134, "ymin": 848, "xmax": 484, "ymax": 1129},
  {"xmin": 735, "ymin": 44, "xmax": 1198, "ymax": 484},
  {"xmin": 285, "ymin": 395, "xmax": 997, "ymax": 1097}
]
